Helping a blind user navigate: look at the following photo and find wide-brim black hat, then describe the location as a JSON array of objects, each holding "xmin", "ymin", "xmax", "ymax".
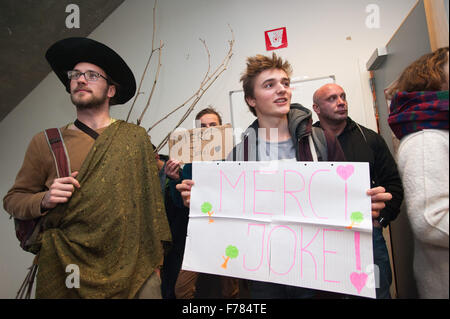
[{"xmin": 45, "ymin": 37, "xmax": 136, "ymax": 105}]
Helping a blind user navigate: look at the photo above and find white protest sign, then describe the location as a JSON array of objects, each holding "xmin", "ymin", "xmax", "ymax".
[{"xmin": 182, "ymin": 161, "xmax": 376, "ymax": 298}]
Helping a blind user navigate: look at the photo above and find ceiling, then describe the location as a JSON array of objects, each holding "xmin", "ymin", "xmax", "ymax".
[{"xmin": 0, "ymin": 0, "xmax": 125, "ymax": 122}]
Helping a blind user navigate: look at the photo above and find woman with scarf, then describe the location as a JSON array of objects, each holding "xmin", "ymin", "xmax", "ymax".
[{"xmin": 387, "ymin": 46, "xmax": 449, "ymax": 298}]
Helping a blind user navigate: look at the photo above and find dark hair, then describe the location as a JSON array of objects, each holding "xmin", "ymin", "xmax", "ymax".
[
  {"xmin": 195, "ymin": 107, "xmax": 223, "ymax": 125},
  {"xmin": 240, "ymin": 53, "xmax": 293, "ymax": 116},
  {"xmin": 106, "ymin": 75, "xmax": 120, "ymax": 106}
]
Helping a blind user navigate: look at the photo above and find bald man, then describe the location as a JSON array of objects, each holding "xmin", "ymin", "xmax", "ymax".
[{"xmin": 312, "ymin": 83, "xmax": 404, "ymax": 299}]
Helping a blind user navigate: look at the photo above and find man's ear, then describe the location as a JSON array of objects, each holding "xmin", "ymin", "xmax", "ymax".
[
  {"xmin": 312, "ymin": 103, "xmax": 320, "ymax": 115},
  {"xmin": 246, "ymin": 96, "xmax": 256, "ymax": 108},
  {"xmin": 107, "ymin": 85, "xmax": 116, "ymax": 99}
]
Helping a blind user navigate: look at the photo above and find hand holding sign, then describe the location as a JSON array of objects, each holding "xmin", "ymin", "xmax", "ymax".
[
  {"xmin": 176, "ymin": 179, "xmax": 194, "ymax": 207},
  {"xmin": 367, "ymin": 186, "xmax": 392, "ymax": 227},
  {"xmin": 165, "ymin": 159, "xmax": 181, "ymax": 180}
]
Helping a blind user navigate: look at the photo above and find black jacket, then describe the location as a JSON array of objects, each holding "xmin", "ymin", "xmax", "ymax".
[{"xmin": 314, "ymin": 117, "xmax": 404, "ymax": 226}]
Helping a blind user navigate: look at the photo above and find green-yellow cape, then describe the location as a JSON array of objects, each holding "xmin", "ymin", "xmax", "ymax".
[{"xmin": 35, "ymin": 120, "xmax": 171, "ymax": 298}]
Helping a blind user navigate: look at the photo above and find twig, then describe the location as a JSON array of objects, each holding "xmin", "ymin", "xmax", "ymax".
[
  {"xmin": 137, "ymin": 41, "xmax": 163, "ymax": 125},
  {"xmin": 147, "ymin": 39, "xmax": 211, "ymax": 132},
  {"xmin": 153, "ymin": 25, "xmax": 235, "ymax": 153},
  {"xmin": 151, "ymin": 0, "xmax": 157, "ymax": 51},
  {"xmin": 199, "ymin": 38, "xmax": 211, "ymax": 87},
  {"xmin": 126, "ymin": 0, "xmax": 159, "ymax": 122}
]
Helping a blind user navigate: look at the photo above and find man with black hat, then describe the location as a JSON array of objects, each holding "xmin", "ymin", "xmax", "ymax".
[{"xmin": 3, "ymin": 38, "xmax": 171, "ymax": 298}]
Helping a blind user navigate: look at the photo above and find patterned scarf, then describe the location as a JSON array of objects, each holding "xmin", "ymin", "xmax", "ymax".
[
  {"xmin": 289, "ymin": 103, "xmax": 346, "ymax": 162},
  {"xmin": 388, "ymin": 91, "xmax": 449, "ymax": 140}
]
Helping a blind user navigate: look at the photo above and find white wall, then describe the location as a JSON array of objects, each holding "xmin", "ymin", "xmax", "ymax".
[{"xmin": 0, "ymin": 0, "xmax": 417, "ymax": 298}]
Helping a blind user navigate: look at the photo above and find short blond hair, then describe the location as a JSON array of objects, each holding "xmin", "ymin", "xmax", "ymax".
[{"xmin": 240, "ymin": 53, "xmax": 293, "ymax": 116}]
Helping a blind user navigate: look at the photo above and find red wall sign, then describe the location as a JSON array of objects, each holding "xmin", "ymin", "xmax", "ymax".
[{"xmin": 264, "ymin": 27, "xmax": 288, "ymax": 51}]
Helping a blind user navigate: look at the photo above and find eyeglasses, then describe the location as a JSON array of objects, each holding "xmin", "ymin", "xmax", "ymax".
[{"xmin": 67, "ymin": 70, "xmax": 110, "ymax": 83}]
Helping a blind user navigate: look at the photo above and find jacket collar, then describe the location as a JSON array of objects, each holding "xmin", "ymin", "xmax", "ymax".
[
  {"xmin": 313, "ymin": 117, "xmax": 356, "ymax": 136},
  {"xmin": 241, "ymin": 103, "xmax": 312, "ymax": 141},
  {"xmin": 342, "ymin": 117, "xmax": 357, "ymax": 134}
]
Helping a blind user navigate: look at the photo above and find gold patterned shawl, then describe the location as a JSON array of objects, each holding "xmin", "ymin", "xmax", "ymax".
[{"xmin": 35, "ymin": 120, "xmax": 171, "ymax": 298}]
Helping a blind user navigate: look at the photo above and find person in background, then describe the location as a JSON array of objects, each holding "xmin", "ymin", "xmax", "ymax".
[
  {"xmin": 170, "ymin": 107, "xmax": 240, "ymax": 299},
  {"xmin": 312, "ymin": 83, "xmax": 403, "ymax": 299},
  {"xmin": 194, "ymin": 107, "xmax": 222, "ymax": 128},
  {"xmin": 387, "ymin": 46, "xmax": 449, "ymax": 299},
  {"xmin": 151, "ymin": 144, "xmax": 182, "ymax": 299}
]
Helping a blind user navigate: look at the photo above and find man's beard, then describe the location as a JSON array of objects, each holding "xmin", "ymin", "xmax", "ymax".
[{"xmin": 70, "ymin": 86, "xmax": 108, "ymax": 110}]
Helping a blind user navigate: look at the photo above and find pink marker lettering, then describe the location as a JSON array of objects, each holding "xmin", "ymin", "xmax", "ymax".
[
  {"xmin": 267, "ymin": 226, "xmax": 297, "ymax": 276},
  {"xmin": 220, "ymin": 170, "xmax": 245, "ymax": 214},
  {"xmin": 336, "ymin": 165, "xmax": 355, "ymax": 220},
  {"xmin": 345, "ymin": 182, "xmax": 348, "ymax": 220},
  {"xmin": 354, "ymin": 231, "xmax": 361, "ymax": 271},
  {"xmin": 323, "ymin": 228, "xmax": 343, "ymax": 284},
  {"xmin": 243, "ymin": 224, "xmax": 266, "ymax": 271},
  {"xmin": 309, "ymin": 169, "xmax": 330, "ymax": 219},
  {"xmin": 300, "ymin": 228, "xmax": 320, "ymax": 280},
  {"xmin": 283, "ymin": 170, "xmax": 306, "ymax": 217},
  {"xmin": 253, "ymin": 170, "xmax": 277, "ymax": 216}
]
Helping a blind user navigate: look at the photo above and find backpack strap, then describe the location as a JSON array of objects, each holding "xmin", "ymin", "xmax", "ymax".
[
  {"xmin": 74, "ymin": 119, "xmax": 99, "ymax": 140},
  {"xmin": 20, "ymin": 128, "xmax": 70, "ymax": 251},
  {"xmin": 44, "ymin": 128, "xmax": 71, "ymax": 178},
  {"xmin": 311, "ymin": 127, "xmax": 328, "ymax": 161},
  {"xmin": 14, "ymin": 128, "xmax": 71, "ymax": 297}
]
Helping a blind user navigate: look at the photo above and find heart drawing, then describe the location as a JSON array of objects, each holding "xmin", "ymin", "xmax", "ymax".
[
  {"xmin": 337, "ymin": 165, "xmax": 354, "ymax": 181},
  {"xmin": 350, "ymin": 271, "xmax": 368, "ymax": 294}
]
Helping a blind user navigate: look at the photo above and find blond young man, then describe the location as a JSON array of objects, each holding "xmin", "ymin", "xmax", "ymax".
[{"xmin": 177, "ymin": 53, "xmax": 392, "ymax": 298}]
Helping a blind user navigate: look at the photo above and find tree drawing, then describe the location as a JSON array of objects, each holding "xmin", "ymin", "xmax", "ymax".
[
  {"xmin": 201, "ymin": 201, "xmax": 214, "ymax": 223},
  {"xmin": 346, "ymin": 211, "xmax": 364, "ymax": 229},
  {"xmin": 221, "ymin": 245, "xmax": 239, "ymax": 269}
]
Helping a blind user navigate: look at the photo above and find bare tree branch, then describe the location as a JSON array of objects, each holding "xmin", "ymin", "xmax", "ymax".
[
  {"xmin": 137, "ymin": 41, "xmax": 163, "ymax": 126},
  {"xmin": 199, "ymin": 38, "xmax": 211, "ymax": 87},
  {"xmin": 124, "ymin": 0, "xmax": 234, "ymax": 155},
  {"xmin": 153, "ymin": 25, "xmax": 235, "ymax": 153},
  {"xmin": 126, "ymin": 0, "xmax": 159, "ymax": 122},
  {"xmin": 147, "ymin": 39, "xmax": 211, "ymax": 132}
]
